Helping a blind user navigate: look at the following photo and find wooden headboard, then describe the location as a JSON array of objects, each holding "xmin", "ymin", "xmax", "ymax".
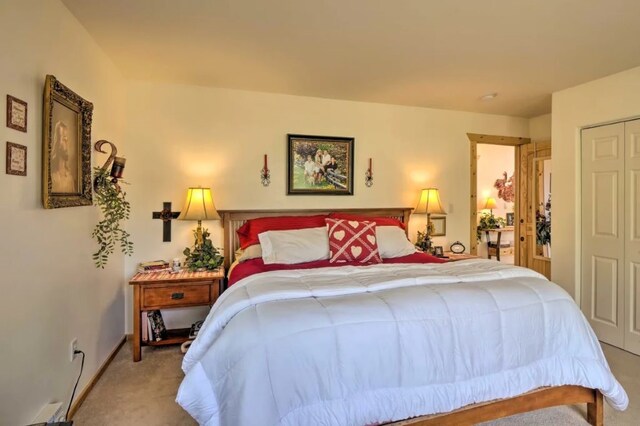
[{"xmin": 218, "ymin": 208, "xmax": 413, "ymax": 270}]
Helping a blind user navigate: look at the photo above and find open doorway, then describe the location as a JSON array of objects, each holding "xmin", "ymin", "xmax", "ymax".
[
  {"xmin": 476, "ymin": 144, "xmax": 517, "ymax": 264},
  {"xmin": 468, "ymin": 133, "xmax": 552, "ymax": 279},
  {"xmin": 467, "ymin": 133, "xmax": 530, "ymax": 267}
]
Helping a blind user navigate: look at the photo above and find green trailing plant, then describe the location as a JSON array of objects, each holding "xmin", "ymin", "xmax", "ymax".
[
  {"xmin": 536, "ymin": 194, "xmax": 551, "ymax": 246},
  {"xmin": 476, "ymin": 212, "xmax": 506, "ymax": 241},
  {"xmin": 92, "ymin": 167, "xmax": 133, "ymax": 268},
  {"xmin": 183, "ymin": 228, "xmax": 224, "ymax": 271}
]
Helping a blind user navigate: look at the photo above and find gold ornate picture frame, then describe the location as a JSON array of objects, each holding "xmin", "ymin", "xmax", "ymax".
[
  {"xmin": 430, "ymin": 216, "xmax": 447, "ymax": 236},
  {"xmin": 42, "ymin": 75, "xmax": 93, "ymax": 209}
]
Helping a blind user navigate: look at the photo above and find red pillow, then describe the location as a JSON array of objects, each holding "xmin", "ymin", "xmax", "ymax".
[
  {"xmin": 325, "ymin": 218, "xmax": 382, "ymax": 264},
  {"xmin": 329, "ymin": 212, "xmax": 406, "ymax": 229},
  {"xmin": 237, "ymin": 215, "xmax": 328, "ymax": 249}
]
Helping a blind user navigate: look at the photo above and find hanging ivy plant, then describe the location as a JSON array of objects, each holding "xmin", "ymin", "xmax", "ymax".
[{"xmin": 92, "ymin": 167, "xmax": 133, "ymax": 268}]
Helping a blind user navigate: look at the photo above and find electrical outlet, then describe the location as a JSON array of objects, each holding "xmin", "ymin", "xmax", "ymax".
[{"xmin": 70, "ymin": 338, "xmax": 78, "ymax": 362}]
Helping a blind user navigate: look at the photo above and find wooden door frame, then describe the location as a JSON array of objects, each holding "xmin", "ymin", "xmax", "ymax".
[{"xmin": 467, "ymin": 133, "xmax": 530, "ymax": 261}]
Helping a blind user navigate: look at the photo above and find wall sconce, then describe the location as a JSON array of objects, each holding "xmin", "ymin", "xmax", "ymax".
[
  {"xmin": 365, "ymin": 158, "xmax": 373, "ymax": 187},
  {"xmin": 93, "ymin": 140, "xmax": 126, "ymax": 191},
  {"xmin": 261, "ymin": 154, "xmax": 271, "ymax": 186}
]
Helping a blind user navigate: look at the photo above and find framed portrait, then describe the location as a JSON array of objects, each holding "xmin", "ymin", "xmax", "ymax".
[
  {"xmin": 287, "ymin": 134, "xmax": 354, "ymax": 195},
  {"xmin": 42, "ymin": 75, "xmax": 93, "ymax": 209},
  {"xmin": 6, "ymin": 95, "xmax": 27, "ymax": 132},
  {"xmin": 6, "ymin": 142, "xmax": 27, "ymax": 176},
  {"xmin": 506, "ymin": 212, "xmax": 515, "ymax": 227},
  {"xmin": 433, "ymin": 246, "xmax": 444, "ymax": 257},
  {"xmin": 430, "ymin": 216, "xmax": 447, "ymax": 236}
]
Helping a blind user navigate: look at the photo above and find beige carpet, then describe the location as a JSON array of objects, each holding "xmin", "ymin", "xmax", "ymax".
[{"xmin": 73, "ymin": 342, "xmax": 639, "ymax": 425}]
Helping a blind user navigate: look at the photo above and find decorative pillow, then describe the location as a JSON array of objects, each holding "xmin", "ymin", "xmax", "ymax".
[
  {"xmin": 376, "ymin": 226, "xmax": 417, "ymax": 258},
  {"xmin": 325, "ymin": 218, "xmax": 382, "ymax": 264},
  {"xmin": 235, "ymin": 244, "xmax": 263, "ymax": 263},
  {"xmin": 237, "ymin": 215, "xmax": 328, "ymax": 249},
  {"xmin": 258, "ymin": 227, "xmax": 329, "ymax": 265},
  {"xmin": 329, "ymin": 212, "xmax": 406, "ymax": 229}
]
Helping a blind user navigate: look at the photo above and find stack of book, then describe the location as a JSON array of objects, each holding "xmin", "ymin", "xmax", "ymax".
[
  {"xmin": 137, "ymin": 260, "xmax": 171, "ymax": 274},
  {"xmin": 144, "ymin": 310, "xmax": 167, "ymax": 342}
]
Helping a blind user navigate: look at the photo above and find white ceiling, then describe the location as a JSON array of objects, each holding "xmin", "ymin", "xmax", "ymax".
[{"xmin": 62, "ymin": 0, "xmax": 640, "ymax": 117}]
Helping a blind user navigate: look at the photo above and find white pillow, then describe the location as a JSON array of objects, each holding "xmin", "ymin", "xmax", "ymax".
[
  {"xmin": 258, "ymin": 227, "xmax": 329, "ymax": 265},
  {"xmin": 235, "ymin": 244, "xmax": 263, "ymax": 263},
  {"xmin": 376, "ymin": 226, "xmax": 417, "ymax": 258}
]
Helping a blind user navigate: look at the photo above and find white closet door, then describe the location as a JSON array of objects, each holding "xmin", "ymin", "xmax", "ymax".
[
  {"xmin": 624, "ymin": 119, "xmax": 640, "ymax": 354},
  {"xmin": 581, "ymin": 123, "xmax": 625, "ymax": 347}
]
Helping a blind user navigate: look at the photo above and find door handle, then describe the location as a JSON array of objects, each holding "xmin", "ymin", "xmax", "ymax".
[
  {"xmin": 520, "ymin": 237, "xmax": 525, "ymax": 242},
  {"xmin": 171, "ymin": 292, "xmax": 184, "ymax": 300}
]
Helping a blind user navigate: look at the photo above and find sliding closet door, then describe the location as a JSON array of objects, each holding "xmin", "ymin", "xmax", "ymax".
[
  {"xmin": 624, "ymin": 120, "xmax": 640, "ymax": 354},
  {"xmin": 581, "ymin": 123, "xmax": 625, "ymax": 347}
]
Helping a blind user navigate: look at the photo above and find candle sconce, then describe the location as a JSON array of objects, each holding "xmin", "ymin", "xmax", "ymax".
[
  {"xmin": 365, "ymin": 158, "xmax": 373, "ymax": 187},
  {"xmin": 94, "ymin": 140, "xmax": 126, "ymax": 192},
  {"xmin": 261, "ymin": 154, "xmax": 271, "ymax": 186}
]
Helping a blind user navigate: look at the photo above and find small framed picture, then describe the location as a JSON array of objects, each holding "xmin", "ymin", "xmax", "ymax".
[
  {"xmin": 433, "ymin": 246, "xmax": 444, "ymax": 257},
  {"xmin": 6, "ymin": 95, "xmax": 27, "ymax": 133},
  {"xmin": 506, "ymin": 212, "xmax": 515, "ymax": 227},
  {"xmin": 6, "ymin": 142, "xmax": 27, "ymax": 176},
  {"xmin": 430, "ymin": 216, "xmax": 447, "ymax": 236}
]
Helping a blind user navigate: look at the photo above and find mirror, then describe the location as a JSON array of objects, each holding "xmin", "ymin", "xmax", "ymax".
[{"xmin": 534, "ymin": 157, "xmax": 551, "ymax": 259}]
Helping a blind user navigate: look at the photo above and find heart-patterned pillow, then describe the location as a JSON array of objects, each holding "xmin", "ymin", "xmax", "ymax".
[{"xmin": 325, "ymin": 218, "xmax": 382, "ymax": 264}]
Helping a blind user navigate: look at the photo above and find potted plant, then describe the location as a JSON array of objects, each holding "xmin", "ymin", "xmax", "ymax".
[
  {"xmin": 183, "ymin": 228, "xmax": 224, "ymax": 271},
  {"xmin": 536, "ymin": 194, "xmax": 551, "ymax": 256},
  {"xmin": 92, "ymin": 167, "xmax": 133, "ymax": 268},
  {"xmin": 476, "ymin": 212, "xmax": 506, "ymax": 242}
]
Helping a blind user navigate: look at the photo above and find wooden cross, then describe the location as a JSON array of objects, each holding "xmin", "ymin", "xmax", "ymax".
[{"xmin": 152, "ymin": 202, "xmax": 180, "ymax": 242}]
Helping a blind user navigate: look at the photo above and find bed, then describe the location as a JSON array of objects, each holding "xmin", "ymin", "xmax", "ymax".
[{"xmin": 176, "ymin": 208, "xmax": 627, "ymax": 426}]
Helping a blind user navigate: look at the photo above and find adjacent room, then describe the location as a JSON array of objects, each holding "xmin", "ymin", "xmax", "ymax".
[{"xmin": 1, "ymin": 1, "xmax": 640, "ymax": 425}]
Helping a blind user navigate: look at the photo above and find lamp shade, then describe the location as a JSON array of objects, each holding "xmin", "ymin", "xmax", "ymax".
[
  {"xmin": 483, "ymin": 197, "xmax": 497, "ymax": 210},
  {"xmin": 415, "ymin": 188, "xmax": 447, "ymax": 215},
  {"xmin": 177, "ymin": 187, "xmax": 221, "ymax": 221}
]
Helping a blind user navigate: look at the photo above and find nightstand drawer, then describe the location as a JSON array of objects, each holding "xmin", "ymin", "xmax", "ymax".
[{"xmin": 142, "ymin": 285, "xmax": 211, "ymax": 308}]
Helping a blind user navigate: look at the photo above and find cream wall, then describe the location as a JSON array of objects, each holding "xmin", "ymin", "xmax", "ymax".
[
  {"xmin": 476, "ymin": 144, "xmax": 515, "ymax": 219},
  {"xmin": 552, "ymin": 66, "xmax": 640, "ymax": 300},
  {"xmin": 122, "ymin": 80, "xmax": 529, "ymax": 331},
  {"xmin": 529, "ymin": 113, "xmax": 551, "ymax": 142},
  {"xmin": 0, "ymin": 1, "xmax": 126, "ymax": 424}
]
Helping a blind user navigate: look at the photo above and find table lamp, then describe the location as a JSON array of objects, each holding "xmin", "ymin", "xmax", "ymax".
[
  {"xmin": 483, "ymin": 197, "xmax": 497, "ymax": 217},
  {"xmin": 415, "ymin": 188, "xmax": 447, "ymax": 235},
  {"xmin": 177, "ymin": 187, "xmax": 221, "ymax": 246}
]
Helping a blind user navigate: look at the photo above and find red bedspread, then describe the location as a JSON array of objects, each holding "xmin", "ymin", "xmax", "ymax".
[{"xmin": 228, "ymin": 252, "xmax": 447, "ymax": 286}]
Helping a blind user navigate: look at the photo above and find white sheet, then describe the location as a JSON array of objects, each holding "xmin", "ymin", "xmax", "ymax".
[{"xmin": 177, "ymin": 260, "xmax": 628, "ymax": 426}]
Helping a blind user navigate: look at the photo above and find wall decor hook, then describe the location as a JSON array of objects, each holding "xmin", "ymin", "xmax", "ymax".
[{"xmin": 94, "ymin": 140, "xmax": 126, "ymax": 191}]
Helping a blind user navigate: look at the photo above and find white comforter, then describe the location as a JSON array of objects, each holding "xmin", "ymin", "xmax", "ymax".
[{"xmin": 177, "ymin": 260, "xmax": 628, "ymax": 426}]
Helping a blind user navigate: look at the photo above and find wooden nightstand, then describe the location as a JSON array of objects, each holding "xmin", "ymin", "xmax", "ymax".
[
  {"xmin": 129, "ymin": 268, "xmax": 224, "ymax": 362},
  {"xmin": 444, "ymin": 252, "xmax": 479, "ymax": 261}
]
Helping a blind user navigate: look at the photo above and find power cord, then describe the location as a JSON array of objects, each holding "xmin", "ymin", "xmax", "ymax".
[{"xmin": 64, "ymin": 349, "xmax": 85, "ymax": 422}]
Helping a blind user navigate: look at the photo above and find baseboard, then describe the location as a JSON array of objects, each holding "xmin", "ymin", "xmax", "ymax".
[{"xmin": 67, "ymin": 335, "xmax": 127, "ymax": 419}]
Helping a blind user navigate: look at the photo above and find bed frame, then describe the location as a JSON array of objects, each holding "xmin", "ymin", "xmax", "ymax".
[
  {"xmin": 219, "ymin": 207, "xmax": 412, "ymax": 270},
  {"xmin": 218, "ymin": 207, "xmax": 604, "ymax": 426}
]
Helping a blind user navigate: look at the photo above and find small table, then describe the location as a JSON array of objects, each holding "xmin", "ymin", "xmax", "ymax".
[
  {"xmin": 484, "ymin": 227, "xmax": 515, "ymax": 261},
  {"xmin": 444, "ymin": 251, "xmax": 479, "ymax": 262},
  {"xmin": 129, "ymin": 268, "xmax": 224, "ymax": 362}
]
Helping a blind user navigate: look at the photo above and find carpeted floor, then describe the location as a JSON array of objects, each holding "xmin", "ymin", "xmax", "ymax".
[{"xmin": 73, "ymin": 342, "xmax": 639, "ymax": 425}]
